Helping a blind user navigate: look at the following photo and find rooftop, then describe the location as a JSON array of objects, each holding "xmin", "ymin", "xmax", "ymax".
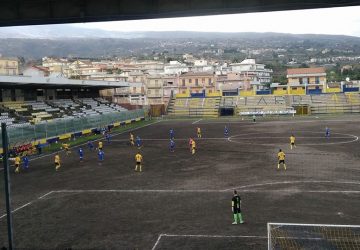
[
  {"xmin": 0, "ymin": 75, "xmax": 129, "ymax": 89},
  {"xmin": 287, "ymin": 67, "xmax": 326, "ymax": 75}
]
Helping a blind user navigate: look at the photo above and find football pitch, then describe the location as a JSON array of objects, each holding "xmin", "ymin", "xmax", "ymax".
[{"xmin": 1, "ymin": 116, "xmax": 360, "ymax": 249}]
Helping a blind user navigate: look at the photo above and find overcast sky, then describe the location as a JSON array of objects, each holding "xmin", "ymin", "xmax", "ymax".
[{"xmin": 73, "ymin": 6, "xmax": 360, "ymax": 37}]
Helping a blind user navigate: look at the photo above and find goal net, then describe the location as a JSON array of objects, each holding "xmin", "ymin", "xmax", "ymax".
[{"xmin": 268, "ymin": 222, "xmax": 360, "ymax": 250}]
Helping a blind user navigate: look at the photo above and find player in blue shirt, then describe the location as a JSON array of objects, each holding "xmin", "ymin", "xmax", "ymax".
[
  {"xmin": 88, "ymin": 140, "xmax": 94, "ymax": 150},
  {"xmin": 98, "ymin": 149, "xmax": 104, "ymax": 164},
  {"xmin": 170, "ymin": 138, "xmax": 175, "ymax": 152},
  {"xmin": 105, "ymin": 133, "xmax": 111, "ymax": 143},
  {"xmin": 325, "ymin": 127, "xmax": 330, "ymax": 139},
  {"xmin": 169, "ymin": 128, "xmax": 175, "ymax": 139},
  {"xmin": 78, "ymin": 147, "xmax": 84, "ymax": 162},
  {"xmin": 224, "ymin": 126, "xmax": 229, "ymax": 138},
  {"xmin": 136, "ymin": 136, "xmax": 142, "ymax": 148},
  {"xmin": 22, "ymin": 155, "xmax": 29, "ymax": 170}
]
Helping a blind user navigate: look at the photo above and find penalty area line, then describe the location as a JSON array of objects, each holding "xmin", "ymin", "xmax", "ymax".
[
  {"xmin": 151, "ymin": 233, "xmax": 267, "ymax": 250},
  {"xmin": 0, "ymin": 190, "xmax": 55, "ymax": 220},
  {"xmin": 0, "ymin": 202, "xmax": 32, "ymax": 220}
]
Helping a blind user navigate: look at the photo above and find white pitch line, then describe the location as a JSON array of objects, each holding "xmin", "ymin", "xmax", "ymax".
[
  {"xmin": 192, "ymin": 119, "xmax": 202, "ymax": 124},
  {"xmin": 228, "ymin": 131, "xmax": 359, "ymax": 146},
  {"xmin": 161, "ymin": 234, "xmax": 268, "ymax": 239},
  {"xmin": 0, "ymin": 202, "xmax": 32, "ymax": 219},
  {"xmin": 38, "ymin": 191, "xmax": 54, "ymax": 199},
  {"xmin": 50, "ymin": 186, "xmax": 360, "ymax": 195},
  {"xmin": 111, "ymin": 137, "xmax": 227, "ymax": 142},
  {"xmin": 2, "ymin": 182, "xmax": 360, "ymax": 220},
  {"xmin": 197, "ymin": 119, "xmax": 360, "ymax": 125},
  {"xmin": 224, "ymin": 180, "xmax": 360, "ymax": 191},
  {"xmin": 0, "ymin": 190, "xmax": 54, "ymax": 220},
  {"xmin": 229, "ymin": 136, "xmax": 353, "ymax": 139},
  {"xmin": 52, "ymin": 189, "xmax": 225, "ymax": 194},
  {"xmin": 151, "ymin": 234, "xmax": 164, "ymax": 250},
  {"xmin": 151, "ymin": 234, "xmax": 267, "ymax": 250}
]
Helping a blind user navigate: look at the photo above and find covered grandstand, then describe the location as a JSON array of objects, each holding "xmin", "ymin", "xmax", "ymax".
[{"xmin": 0, "ymin": 76, "xmax": 146, "ymax": 152}]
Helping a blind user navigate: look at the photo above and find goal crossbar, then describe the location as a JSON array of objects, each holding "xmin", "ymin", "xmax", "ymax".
[{"xmin": 267, "ymin": 222, "xmax": 360, "ymax": 250}]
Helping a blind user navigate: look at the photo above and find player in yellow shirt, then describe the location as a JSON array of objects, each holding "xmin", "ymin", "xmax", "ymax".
[
  {"xmin": 130, "ymin": 133, "xmax": 135, "ymax": 146},
  {"xmin": 135, "ymin": 152, "xmax": 143, "ymax": 172},
  {"xmin": 55, "ymin": 153, "xmax": 61, "ymax": 171},
  {"xmin": 191, "ymin": 139, "xmax": 196, "ymax": 155},
  {"xmin": 62, "ymin": 143, "xmax": 70, "ymax": 155},
  {"xmin": 98, "ymin": 141, "xmax": 103, "ymax": 151},
  {"xmin": 14, "ymin": 156, "xmax": 21, "ymax": 173},
  {"xmin": 197, "ymin": 127, "xmax": 202, "ymax": 138},
  {"xmin": 290, "ymin": 134, "xmax": 296, "ymax": 150},
  {"xmin": 277, "ymin": 149, "xmax": 286, "ymax": 170}
]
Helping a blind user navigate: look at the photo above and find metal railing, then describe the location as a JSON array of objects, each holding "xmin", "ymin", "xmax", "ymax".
[{"xmin": 0, "ymin": 109, "xmax": 145, "ymax": 147}]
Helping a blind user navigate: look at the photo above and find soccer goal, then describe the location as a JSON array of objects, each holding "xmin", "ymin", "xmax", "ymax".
[{"xmin": 267, "ymin": 222, "xmax": 360, "ymax": 250}]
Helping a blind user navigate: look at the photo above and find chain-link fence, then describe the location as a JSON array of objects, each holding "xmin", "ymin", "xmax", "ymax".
[{"xmin": 0, "ymin": 109, "xmax": 146, "ymax": 147}]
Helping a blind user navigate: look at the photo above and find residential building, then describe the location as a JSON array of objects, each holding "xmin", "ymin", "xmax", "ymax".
[
  {"xmin": 286, "ymin": 67, "xmax": 327, "ymax": 94},
  {"xmin": 128, "ymin": 72, "xmax": 148, "ymax": 83},
  {"xmin": 23, "ymin": 65, "xmax": 50, "ymax": 77},
  {"xmin": 146, "ymin": 74, "xmax": 178, "ymax": 105},
  {"xmin": 42, "ymin": 57, "xmax": 69, "ymax": 76},
  {"xmin": 0, "ymin": 57, "xmax": 19, "ymax": 76},
  {"xmin": 194, "ymin": 59, "xmax": 208, "ymax": 66},
  {"xmin": 178, "ymin": 71, "xmax": 216, "ymax": 95},
  {"xmin": 164, "ymin": 61, "xmax": 189, "ymax": 74},
  {"xmin": 113, "ymin": 82, "xmax": 147, "ymax": 106},
  {"xmin": 89, "ymin": 73, "xmax": 128, "ymax": 82},
  {"xmin": 216, "ymin": 72, "xmax": 249, "ymax": 96},
  {"xmin": 229, "ymin": 59, "xmax": 272, "ymax": 88},
  {"xmin": 68, "ymin": 60, "xmax": 102, "ymax": 79},
  {"xmin": 132, "ymin": 61, "xmax": 164, "ymax": 74}
]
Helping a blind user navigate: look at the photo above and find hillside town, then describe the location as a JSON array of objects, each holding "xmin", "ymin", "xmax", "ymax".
[{"xmin": 1, "ymin": 55, "xmax": 360, "ymax": 109}]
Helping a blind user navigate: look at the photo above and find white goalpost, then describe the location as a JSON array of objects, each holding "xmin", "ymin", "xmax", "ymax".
[{"xmin": 267, "ymin": 222, "xmax": 360, "ymax": 250}]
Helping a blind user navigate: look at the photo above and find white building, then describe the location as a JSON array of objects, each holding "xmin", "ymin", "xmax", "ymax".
[
  {"xmin": 230, "ymin": 59, "xmax": 272, "ymax": 87},
  {"xmin": 164, "ymin": 61, "xmax": 189, "ymax": 74},
  {"xmin": 23, "ymin": 66, "xmax": 49, "ymax": 77},
  {"xmin": 194, "ymin": 59, "xmax": 208, "ymax": 66}
]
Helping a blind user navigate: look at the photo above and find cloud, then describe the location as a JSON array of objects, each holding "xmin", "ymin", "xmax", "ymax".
[{"xmin": 73, "ymin": 6, "xmax": 360, "ymax": 37}]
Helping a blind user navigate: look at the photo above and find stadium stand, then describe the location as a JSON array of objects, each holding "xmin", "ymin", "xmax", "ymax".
[
  {"xmin": 220, "ymin": 95, "xmax": 293, "ymax": 115},
  {"xmin": 289, "ymin": 93, "xmax": 360, "ymax": 114},
  {"xmin": 0, "ymin": 113, "xmax": 15, "ymax": 125},
  {"xmin": 168, "ymin": 93, "xmax": 360, "ymax": 117},
  {"xmin": 0, "ymin": 98, "xmax": 129, "ymax": 125},
  {"xmin": 167, "ymin": 97, "xmax": 220, "ymax": 117}
]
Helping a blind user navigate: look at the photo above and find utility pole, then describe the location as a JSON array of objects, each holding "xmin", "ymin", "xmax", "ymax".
[{"xmin": 2, "ymin": 123, "xmax": 14, "ymax": 250}]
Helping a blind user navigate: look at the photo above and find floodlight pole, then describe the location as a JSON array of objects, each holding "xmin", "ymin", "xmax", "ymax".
[{"xmin": 1, "ymin": 123, "xmax": 14, "ymax": 250}]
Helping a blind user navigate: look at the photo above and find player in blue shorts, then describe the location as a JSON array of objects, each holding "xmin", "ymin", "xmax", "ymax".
[
  {"xmin": 325, "ymin": 127, "xmax": 330, "ymax": 139},
  {"xmin": 22, "ymin": 154, "xmax": 29, "ymax": 170},
  {"xmin": 78, "ymin": 147, "xmax": 84, "ymax": 162},
  {"xmin": 105, "ymin": 132, "xmax": 111, "ymax": 143},
  {"xmin": 169, "ymin": 128, "xmax": 175, "ymax": 139},
  {"xmin": 98, "ymin": 149, "xmax": 104, "ymax": 165},
  {"xmin": 224, "ymin": 125, "xmax": 229, "ymax": 138},
  {"xmin": 88, "ymin": 140, "xmax": 94, "ymax": 150},
  {"xmin": 170, "ymin": 138, "xmax": 175, "ymax": 152},
  {"xmin": 136, "ymin": 136, "xmax": 142, "ymax": 148}
]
